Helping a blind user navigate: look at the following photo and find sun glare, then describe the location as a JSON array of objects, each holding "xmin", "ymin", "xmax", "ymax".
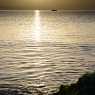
[{"xmin": 33, "ymin": 10, "xmax": 42, "ymax": 42}]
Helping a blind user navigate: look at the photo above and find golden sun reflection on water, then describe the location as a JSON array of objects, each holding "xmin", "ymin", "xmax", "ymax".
[
  {"xmin": 0, "ymin": 11, "xmax": 95, "ymax": 44},
  {"xmin": 32, "ymin": 10, "xmax": 42, "ymax": 42}
]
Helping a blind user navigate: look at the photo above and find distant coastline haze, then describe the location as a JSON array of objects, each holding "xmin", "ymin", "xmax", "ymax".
[{"xmin": 0, "ymin": 0, "xmax": 95, "ymax": 10}]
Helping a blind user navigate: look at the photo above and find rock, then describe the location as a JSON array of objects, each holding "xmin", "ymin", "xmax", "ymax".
[{"xmin": 53, "ymin": 72, "xmax": 95, "ymax": 95}]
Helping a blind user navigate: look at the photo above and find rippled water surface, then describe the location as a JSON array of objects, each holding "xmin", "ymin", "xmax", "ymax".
[{"xmin": 0, "ymin": 10, "xmax": 95, "ymax": 94}]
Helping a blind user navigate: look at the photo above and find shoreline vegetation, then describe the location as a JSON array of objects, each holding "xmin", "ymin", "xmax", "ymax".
[
  {"xmin": 53, "ymin": 72, "xmax": 95, "ymax": 95},
  {"xmin": 0, "ymin": 72, "xmax": 95, "ymax": 95}
]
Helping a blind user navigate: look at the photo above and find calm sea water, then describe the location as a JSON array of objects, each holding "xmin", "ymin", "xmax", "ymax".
[{"xmin": 0, "ymin": 10, "xmax": 95, "ymax": 94}]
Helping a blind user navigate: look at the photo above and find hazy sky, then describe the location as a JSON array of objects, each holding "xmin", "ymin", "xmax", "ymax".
[{"xmin": 0, "ymin": 0, "xmax": 95, "ymax": 10}]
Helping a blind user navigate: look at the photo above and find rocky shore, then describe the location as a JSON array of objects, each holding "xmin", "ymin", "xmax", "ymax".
[{"xmin": 53, "ymin": 72, "xmax": 95, "ymax": 95}]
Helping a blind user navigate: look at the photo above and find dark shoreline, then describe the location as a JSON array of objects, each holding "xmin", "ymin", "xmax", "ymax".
[{"xmin": 53, "ymin": 72, "xmax": 95, "ymax": 95}]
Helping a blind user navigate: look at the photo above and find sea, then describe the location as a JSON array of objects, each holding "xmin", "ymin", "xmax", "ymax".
[{"xmin": 0, "ymin": 10, "xmax": 95, "ymax": 95}]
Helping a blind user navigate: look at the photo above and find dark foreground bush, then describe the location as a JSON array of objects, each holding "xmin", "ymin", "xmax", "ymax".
[{"xmin": 53, "ymin": 72, "xmax": 95, "ymax": 95}]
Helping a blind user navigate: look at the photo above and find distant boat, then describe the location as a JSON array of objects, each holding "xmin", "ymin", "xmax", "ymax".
[{"xmin": 51, "ymin": 10, "xmax": 57, "ymax": 12}]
